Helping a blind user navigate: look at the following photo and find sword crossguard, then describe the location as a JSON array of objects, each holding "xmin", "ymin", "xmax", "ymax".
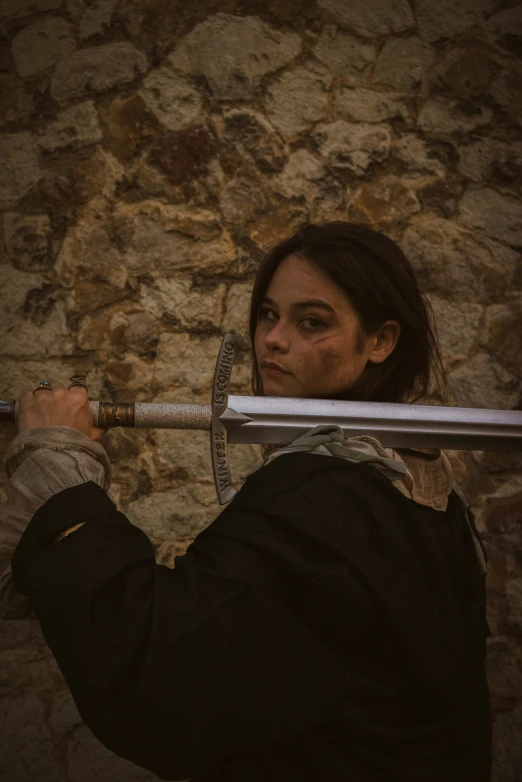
[{"xmin": 211, "ymin": 333, "xmax": 239, "ymax": 505}]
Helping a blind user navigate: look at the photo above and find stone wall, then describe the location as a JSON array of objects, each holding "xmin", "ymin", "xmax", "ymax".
[{"xmin": 0, "ymin": 0, "xmax": 521, "ymax": 779}]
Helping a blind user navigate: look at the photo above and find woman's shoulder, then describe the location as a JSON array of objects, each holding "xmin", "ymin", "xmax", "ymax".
[{"xmin": 229, "ymin": 451, "xmax": 388, "ymax": 513}]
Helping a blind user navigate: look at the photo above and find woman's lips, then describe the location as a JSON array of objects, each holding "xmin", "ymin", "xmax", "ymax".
[{"xmin": 261, "ymin": 361, "xmax": 290, "ymax": 375}]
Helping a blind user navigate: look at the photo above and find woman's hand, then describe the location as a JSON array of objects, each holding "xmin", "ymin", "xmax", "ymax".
[{"xmin": 17, "ymin": 386, "xmax": 108, "ymax": 443}]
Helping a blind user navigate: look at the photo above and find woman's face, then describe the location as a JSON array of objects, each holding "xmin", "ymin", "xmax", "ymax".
[{"xmin": 254, "ymin": 255, "xmax": 400, "ymax": 398}]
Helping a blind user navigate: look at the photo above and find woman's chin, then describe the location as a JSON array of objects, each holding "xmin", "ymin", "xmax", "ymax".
[{"xmin": 261, "ymin": 377, "xmax": 294, "ymax": 396}]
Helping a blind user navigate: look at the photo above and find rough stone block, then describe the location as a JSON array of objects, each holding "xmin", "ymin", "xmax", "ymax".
[
  {"xmin": 221, "ymin": 282, "xmax": 253, "ymax": 344},
  {"xmin": 458, "ymin": 140, "xmax": 522, "ymax": 184},
  {"xmin": 400, "ymin": 217, "xmax": 520, "ymax": 303},
  {"xmin": 481, "ymin": 300, "xmax": 522, "ymax": 380},
  {"xmin": 414, "ymin": 0, "xmax": 497, "ymax": 42},
  {"xmin": 348, "ymin": 175, "xmax": 421, "ymax": 224},
  {"xmin": 139, "ymin": 67, "xmax": 203, "ymax": 132},
  {"xmin": 1, "ymin": 266, "xmax": 73, "ymax": 357},
  {"xmin": 38, "ymin": 101, "xmax": 102, "ymax": 151},
  {"xmin": 153, "ymin": 333, "xmax": 222, "ymax": 397},
  {"xmin": 373, "ymin": 36, "xmax": 435, "ymax": 92},
  {"xmin": 313, "ymin": 119, "xmax": 391, "ymax": 174},
  {"xmin": 146, "ymin": 124, "xmax": 219, "ymax": 186},
  {"xmin": 487, "ymin": 4, "xmax": 522, "ymax": 43},
  {"xmin": 50, "ymin": 42, "xmax": 147, "ymax": 102},
  {"xmin": 264, "ymin": 62, "xmax": 332, "ymax": 139},
  {"xmin": 448, "ymin": 352, "xmax": 520, "ymax": 410},
  {"xmin": 0, "ymin": 75, "xmax": 37, "ymax": 127},
  {"xmin": 391, "ymin": 135, "xmax": 446, "ymax": 177},
  {"xmin": 219, "ymin": 177, "xmax": 267, "ymax": 228},
  {"xmin": 139, "ymin": 275, "xmax": 226, "ymax": 331},
  {"xmin": 314, "ymin": 25, "xmax": 375, "ymax": 82},
  {"xmin": 273, "ymin": 148, "xmax": 345, "ymax": 215},
  {"xmin": 335, "ymin": 86, "xmax": 411, "ymax": 123},
  {"xmin": 12, "ymin": 17, "xmax": 76, "ymax": 77},
  {"xmin": 417, "ymin": 98, "xmax": 492, "ymax": 134},
  {"xmin": 459, "ymin": 188, "xmax": 522, "ymax": 246},
  {"xmin": 492, "ymin": 706, "xmax": 522, "ymax": 782},
  {"xmin": 79, "ymin": 0, "xmax": 117, "ymax": 39},
  {"xmin": 427, "ymin": 295, "xmax": 482, "ymax": 369},
  {"xmin": 113, "ymin": 201, "xmax": 236, "ymax": 275},
  {"xmin": 4, "ymin": 212, "xmax": 51, "ymax": 273},
  {"xmin": 248, "ymin": 205, "xmax": 307, "ymax": 250},
  {"xmin": 56, "ymin": 222, "xmax": 127, "ymax": 290},
  {"xmin": 0, "ymin": 694, "xmax": 66, "ymax": 782},
  {"xmin": 168, "ymin": 13, "xmax": 301, "ymax": 101},
  {"xmin": 221, "ymin": 108, "xmax": 287, "ymax": 174},
  {"xmin": 0, "ymin": 132, "xmax": 41, "ymax": 208},
  {"xmin": 317, "ymin": 0, "xmax": 414, "ymax": 37},
  {"xmin": 0, "ymin": 0, "xmax": 62, "ymax": 21}
]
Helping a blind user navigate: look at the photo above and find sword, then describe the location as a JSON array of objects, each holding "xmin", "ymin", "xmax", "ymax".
[{"xmin": 1, "ymin": 333, "xmax": 521, "ymax": 505}]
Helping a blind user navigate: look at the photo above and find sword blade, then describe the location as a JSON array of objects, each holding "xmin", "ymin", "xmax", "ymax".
[{"xmin": 222, "ymin": 395, "xmax": 522, "ymax": 451}]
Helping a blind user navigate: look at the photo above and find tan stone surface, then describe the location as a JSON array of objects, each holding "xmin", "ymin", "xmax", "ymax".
[
  {"xmin": 264, "ymin": 62, "xmax": 332, "ymax": 139},
  {"xmin": 317, "ymin": 0, "xmax": 414, "ymax": 37},
  {"xmin": 113, "ymin": 201, "xmax": 236, "ymax": 275},
  {"xmin": 50, "ymin": 42, "xmax": 148, "ymax": 102},
  {"xmin": 168, "ymin": 13, "xmax": 301, "ymax": 101},
  {"xmin": 140, "ymin": 275, "xmax": 226, "ymax": 330},
  {"xmin": 139, "ymin": 67, "xmax": 203, "ymax": 131},
  {"xmin": 418, "ymin": 98, "xmax": 492, "ymax": 135},
  {"xmin": 391, "ymin": 135, "xmax": 446, "ymax": 177},
  {"xmin": 37, "ymin": 101, "xmax": 103, "ymax": 151},
  {"xmin": 221, "ymin": 282, "xmax": 253, "ymax": 344},
  {"xmin": 335, "ymin": 87, "xmax": 411, "ymax": 124},
  {"xmin": 219, "ymin": 176, "xmax": 268, "ymax": 228},
  {"xmin": 221, "ymin": 108, "xmax": 287, "ymax": 174},
  {"xmin": 12, "ymin": 16, "xmax": 76, "ymax": 77},
  {"xmin": 313, "ymin": 119, "xmax": 391, "ymax": 174},
  {"xmin": 79, "ymin": 0, "xmax": 117, "ymax": 40},
  {"xmin": 0, "ymin": 132, "xmax": 41, "ymax": 208},
  {"xmin": 459, "ymin": 188, "xmax": 522, "ymax": 246},
  {"xmin": 486, "ymin": 4, "xmax": 522, "ymax": 39},
  {"xmin": 448, "ymin": 352, "xmax": 520, "ymax": 410},
  {"xmin": 400, "ymin": 217, "xmax": 520, "ymax": 303},
  {"xmin": 427, "ymin": 295, "xmax": 482, "ymax": 369},
  {"xmin": 56, "ymin": 222, "xmax": 128, "ymax": 290},
  {"xmin": 272, "ymin": 149, "xmax": 343, "ymax": 211},
  {"xmin": 458, "ymin": 140, "xmax": 522, "ymax": 184},
  {"xmin": 0, "ymin": 0, "xmax": 62, "ymax": 19},
  {"xmin": 373, "ymin": 36, "xmax": 435, "ymax": 92},
  {"xmin": 1, "ymin": 265, "xmax": 73, "ymax": 357},
  {"xmin": 314, "ymin": 25, "xmax": 375, "ymax": 82},
  {"xmin": 4, "ymin": 212, "xmax": 51, "ymax": 274},
  {"xmin": 414, "ymin": 0, "xmax": 497, "ymax": 42},
  {"xmin": 153, "ymin": 332, "xmax": 223, "ymax": 392},
  {"xmin": 348, "ymin": 176, "xmax": 421, "ymax": 225}
]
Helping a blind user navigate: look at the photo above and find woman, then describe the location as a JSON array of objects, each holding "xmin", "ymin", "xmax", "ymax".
[{"xmin": 3, "ymin": 222, "xmax": 491, "ymax": 781}]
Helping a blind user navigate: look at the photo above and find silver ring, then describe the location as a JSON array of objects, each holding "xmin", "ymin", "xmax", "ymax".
[
  {"xmin": 33, "ymin": 380, "xmax": 54, "ymax": 395},
  {"xmin": 68, "ymin": 375, "xmax": 88, "ymax": 392}
]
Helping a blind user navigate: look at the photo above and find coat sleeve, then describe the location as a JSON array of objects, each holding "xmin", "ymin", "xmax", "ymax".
[{"xmin": 11, "ymin": 480, "xmax": 355, "ymax": 781}]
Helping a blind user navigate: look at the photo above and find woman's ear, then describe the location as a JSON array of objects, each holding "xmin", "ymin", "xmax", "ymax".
[{"xmin": 368, "ymin": 320, "xmax": 401, "ymax": 364}]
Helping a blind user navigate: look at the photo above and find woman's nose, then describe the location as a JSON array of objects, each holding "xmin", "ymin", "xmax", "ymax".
[{"xmin": 264, "ymin": 319, "xmax": 290, "ymax": 350}]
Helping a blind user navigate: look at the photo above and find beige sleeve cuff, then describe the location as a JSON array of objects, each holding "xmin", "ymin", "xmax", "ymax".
[{"xmin": 0, "ymin": 426, "xmax": 112, "ymax": 620}]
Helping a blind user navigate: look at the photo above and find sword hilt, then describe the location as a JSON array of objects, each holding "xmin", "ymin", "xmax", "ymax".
[
  {"xmin": 210, "ymin": 333, "xmax": 240, "ymax": 505},
  {"xmin": 0, "ymin": 332, "xmax": 241, "ymax": 506}
]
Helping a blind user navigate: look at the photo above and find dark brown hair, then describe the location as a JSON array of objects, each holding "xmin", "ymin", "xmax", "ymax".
[{"xmin": 248, "ymin": 221, "xmax": 449, "ymax": 405}]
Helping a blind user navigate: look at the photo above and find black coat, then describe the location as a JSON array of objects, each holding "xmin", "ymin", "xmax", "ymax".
[{"xmin": 12, "ymin": 453, "xmax": 491, "ymax": 781}]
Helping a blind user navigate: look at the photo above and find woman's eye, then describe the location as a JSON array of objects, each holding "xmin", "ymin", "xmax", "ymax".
[
  {"xmin": 302, "ymin": 317, "xmax": 326, "ymax": 330},
  {"xmin": 259, "ymin": 307, "xmax": 277, "ymax": 320}
]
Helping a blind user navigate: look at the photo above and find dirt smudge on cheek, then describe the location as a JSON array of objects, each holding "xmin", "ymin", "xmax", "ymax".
[{"xmin": 318, "ymin": 343, "xmax": 344, "ymax": 374}]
